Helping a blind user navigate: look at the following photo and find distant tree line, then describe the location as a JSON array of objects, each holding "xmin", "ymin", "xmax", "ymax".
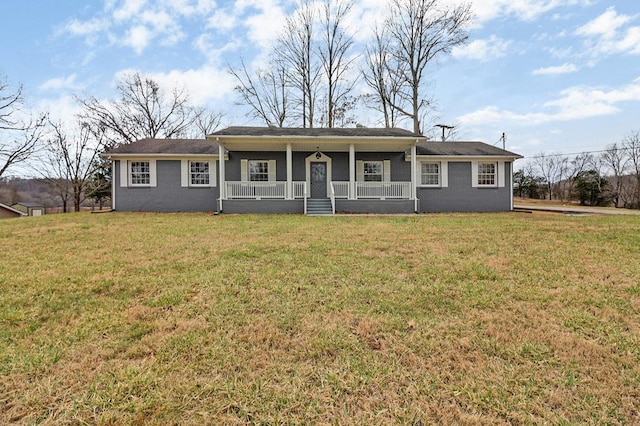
[{"xmin": 514, "ymin": 131, "xmax": 640, "ymax": 209}]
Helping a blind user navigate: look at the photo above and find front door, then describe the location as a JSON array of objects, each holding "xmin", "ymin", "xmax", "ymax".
[{"xmin": 311, "ymin": 162, "xmax": 327, "ymax": 198}]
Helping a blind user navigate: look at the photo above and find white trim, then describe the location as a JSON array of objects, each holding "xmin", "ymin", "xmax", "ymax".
[
  {"xmin": 383, "ymin": 160, "xmax": 391, "ymax": 183},
  {"xmin": 183, "ymin": 160, "xmax": 216, "ymax": 187},
  {"xmin": 305, "ymin": 152, "xmax": 332, "ymax": 197},
  {"xmin": 268, "ymin": 160, "xmax": 276, "ymax": 182},
  {"xmin": 181, "ymin": 160, "xmax": 189, "ymax": 187},
  {"xmin": 473, "ymin": 161, "xmax": 499, "ymax": 188},
  {"xmin": 240, "ymin": 159, "xmax": 248, "ymax": 182},
  {"xmin": 418, "ymin": 161, "xmax": 444, "ymax": 188},
  {"xmin": 112, "ymin": 161, "xmax": 116, "ymax": 209},
  {"xmin": 120, "ymin": 160, "xmax": 128, "ymax": 188},
  {"xmin": 349, "ymin": 144, "xmax": 355, "ymax": 200},
  {"xmin": 497, "ymin": 161, "xmax": 505, "ymax": 188},
  {"xmin": 149, "ymin": 160, "xmax": 157, "ymax": 187},
  {"xmin": 441, "ymin": 161, "xmax": 448, "ymax": 188},
  {"xmin": 286, "ymin": 143, "xmax": 292, "ymax": 199}
]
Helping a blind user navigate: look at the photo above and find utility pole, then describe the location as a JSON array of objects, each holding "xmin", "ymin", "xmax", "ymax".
[
  {"xmin": 434, "ymin": 124, "xmax": 454, "ymax": 142},
  {"xmin": 501, "ymin": 132, "xmax": 506, "ymax": 150}
]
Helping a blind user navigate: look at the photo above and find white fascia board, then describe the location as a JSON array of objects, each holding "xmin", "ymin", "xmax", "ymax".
[
  {"xmin": 105, "ymin": 154, "xmax": 226, "ymax": 160},
  {"xmin": 408, "ymin": 154, "xmax": 520, "ymax": 162}
]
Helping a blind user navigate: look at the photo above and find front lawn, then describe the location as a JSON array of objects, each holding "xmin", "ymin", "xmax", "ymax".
[{"xmin": 1, "ymin": 212, "xmax": 639, "ymax": 424}]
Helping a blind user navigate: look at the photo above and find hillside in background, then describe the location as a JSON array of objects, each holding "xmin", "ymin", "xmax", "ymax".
[{"xmin": 0, "ymin": 177, "xmax": 106, "ymax": 212}]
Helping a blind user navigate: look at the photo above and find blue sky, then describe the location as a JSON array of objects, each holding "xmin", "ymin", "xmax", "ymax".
[{"xmin": 1, "ymin": 0, "xmax": 639, "ymax": 163}]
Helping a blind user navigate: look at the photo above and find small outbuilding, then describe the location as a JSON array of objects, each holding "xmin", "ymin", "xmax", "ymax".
[
  {"xmin": 11, "ymin": 202, "xmax": 45, "ymax": 216},
  {"xmin": 0, "ymin": 202, "xmax": 26, "ymax": 219}
]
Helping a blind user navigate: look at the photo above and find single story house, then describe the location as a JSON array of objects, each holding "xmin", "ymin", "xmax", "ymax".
[
  {"xmin": 102, "ymin": 127, "xmax": 522, "ymax": 214},
  {"xmin": 10, "ymin": 202, "xmax": 44, "ymax": 216},
  {"xmin": 0, "ymin": 202, "xmax": 27, "ymax": 219}
]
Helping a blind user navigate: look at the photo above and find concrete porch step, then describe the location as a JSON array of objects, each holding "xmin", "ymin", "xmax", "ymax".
[{"xmin": 307, "ymin": 198, "xmax": 333, "ymax": 215}]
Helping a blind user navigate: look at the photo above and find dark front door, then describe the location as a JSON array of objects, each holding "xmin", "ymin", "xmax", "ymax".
[{"xmin": 311, "ymin": 162, "xmax": 327, "ymax": 198}]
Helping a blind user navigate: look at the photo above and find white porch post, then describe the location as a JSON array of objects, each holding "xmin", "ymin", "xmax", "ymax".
[
  {"xmin": 286, "ymin": 143, "xmax": 293, "ymax": 199},
  {"xmin": 349, "ymin": 143, "xmax": 355, "ymax": 199},
  {"xmin": 218, "ymin": 141, "xmax": 225, "ymax": 210},
  {"xmin": 411, "ymin": 142, "xmax": 417, "ymax": 212}
]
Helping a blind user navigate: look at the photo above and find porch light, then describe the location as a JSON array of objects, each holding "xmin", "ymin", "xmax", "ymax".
[{"xmin": 315, "ymin": 148, "xmax": 321, "ymax": 159}]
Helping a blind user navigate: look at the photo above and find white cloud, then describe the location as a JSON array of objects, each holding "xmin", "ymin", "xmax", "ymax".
[
  {"xmin": 116, "ymin": 66, "xmax": 237, "ymax": 106},
  {"xmin": 575, "ymin": 7, "xmax": 631, "ymax": 39},
  {"xmin": 113, "ymin": 0, "xmax": 147, "ymax": 22},
  {"xmin": 123, "ymin": 25, "xmax": 153, "ymax": 54},
  {"xmin": 452, "ymin": 35, "xmax": 511, "ymax": 61},
  {"xmin": 470, "ymin": 0, "xmax": 591, "ymax": 25},
  {"xmin": 39, "ymin": 74, "xmax": 84, "ymax": 91},
  {"xmin": 575, "ymin": 8, "xmax": 640, "ymax": 58},
  {"xmin": 458, "ymin": 79, "xmax": 640, "ymax": 125},
  {"xmin": 64, "ymin": 17, "xmax": 111, "ymax": 36},
  {"xmin": 532, "ymin": 63, "xmax": 579, "ymax": 75}
]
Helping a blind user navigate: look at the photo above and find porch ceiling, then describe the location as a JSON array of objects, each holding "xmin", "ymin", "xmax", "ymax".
[{"xmin": 211, "ymin": 138, "xmax": 418, "ymax": 152}]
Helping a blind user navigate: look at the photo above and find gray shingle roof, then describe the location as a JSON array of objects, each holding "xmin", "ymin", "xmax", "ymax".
[
  {"xmin": 210, "ymin": 126, "xmax": 424, "ymax": 138},
  {"xmin": 417, "ymin": 141, "xmax": 521, "ymax": 158},
  {"xmin": 104, "ymin": 139, "xmax": 219, "ymax": 155}
]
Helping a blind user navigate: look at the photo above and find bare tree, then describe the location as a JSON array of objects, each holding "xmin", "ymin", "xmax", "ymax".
[
  {"xmin": 277, "ymin": 1, "xmax": 320, "ymax": 127},
  {"xmin": 623, "ymin": 130, "xmax": 640, "ymax": 208},
  {"xmin": 77, "ymin": 72, "xmax": 198, "ymax": 147},
  {"xmin": 383, "ymin": 0, "xmax": 472, "ymax": 133},
  {"xmin": 0, "ymin": 77, "xmax": 48, "ymax": 178},
  {"xmin": 191, "ymin": 107, "xmax": 224, "ymax": 137},
  {"xmin": 362, "ymin": 26, "xmax": 405, "ymax": 128},
  {"xmin": 41, "ymin": 120, "xmax": 105, "ymax": 212},
  {"xmin": 317, "ymin": 0, "xmax": 358, "ymax": 128},
  {"xmin": 230, "ymin": 58, "xmax": 291, "ymax": 127},
  {"xmin": 601, "ymin": 143, "xmax": 630, "ymax": 208},
  {"xmin": 533, "ymin": 153, "xmax": 567, "ymax": 201}
]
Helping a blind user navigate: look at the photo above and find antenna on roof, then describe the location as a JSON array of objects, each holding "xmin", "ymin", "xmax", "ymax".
[{"xmin": 434, "ymin": 124, "xmax": 454, "ymax": 142}]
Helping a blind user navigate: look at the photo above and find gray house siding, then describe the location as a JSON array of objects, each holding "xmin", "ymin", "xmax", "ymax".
[
  {"xmin": 223, "ymin": 199, "xmax": 304, "ymax": 214},
  {"xmin": 335, "ymin": 199, "xmax": 414, "ymax": 214},
  {"xmin": 114, "ymin": 160, "xmax": 219, "ymax": 212},
  {"xmin": 418, "ymin": 161, "xmax": 512, "ymax": 212}
]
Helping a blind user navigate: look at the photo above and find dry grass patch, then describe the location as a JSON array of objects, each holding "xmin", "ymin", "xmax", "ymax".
[{"xmin": 1, "ymin": 212, "xmax": 639, "ymax": 424}]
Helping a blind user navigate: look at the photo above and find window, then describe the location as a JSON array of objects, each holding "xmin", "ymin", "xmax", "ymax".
[
  {"xmin": 421, "ymin": 162, "xmax": 440, "ymax": 186},
  {"xmin": 477, "ymin": 162, "xmax": 496, "ymax": 186},
  {"xmin": 363, "ymin": 161, "xmax": 383, "ymax": 182},
  {"xmin": 130, "ymin": 161, "xmax": 150, "ymax": 185},
  {"xmin": 249, "ymin": 160, "xmax": 269, "ymax": 181},
  {"xmin": 190, "ymin": 161, "xmax": 210, "ymax": 186}
]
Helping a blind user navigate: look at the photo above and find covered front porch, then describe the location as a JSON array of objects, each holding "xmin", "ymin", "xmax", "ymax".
[{"xmin": 212, "ymin": 129, "xmax": 423, "ymax": 214}]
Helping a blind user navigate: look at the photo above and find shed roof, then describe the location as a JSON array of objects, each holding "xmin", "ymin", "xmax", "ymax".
[
  {"xmin": 0, "ymin": 202, "xmax": 27, "ymax": 216},
  {"xmin": 104, "ymin": 138, "xmax": 220, "ymax": 155}
]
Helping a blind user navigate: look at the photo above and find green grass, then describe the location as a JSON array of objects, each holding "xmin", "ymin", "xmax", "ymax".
[{"xmin": 1, "ymin": 211, "xmax": 639, "ymax": 424}]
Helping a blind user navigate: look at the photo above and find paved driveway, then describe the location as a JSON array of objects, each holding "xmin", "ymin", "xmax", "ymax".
[{"xmin": 515, "ymin": 204, "xmax": 640, "ymax": 215}]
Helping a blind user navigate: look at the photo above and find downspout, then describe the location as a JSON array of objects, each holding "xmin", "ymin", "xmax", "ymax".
[
  {"xmin": 218, "ymin": 138, "xmax": 225, "ymax": 212},
  {"xmin": 110, "ymin": 157, "xmax": 116, "ymax": 211},
  {"xmin": 412, "ymin": 142, "xmax": 418, "ymax": 212}
]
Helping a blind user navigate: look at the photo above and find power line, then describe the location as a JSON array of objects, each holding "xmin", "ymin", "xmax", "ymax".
[{"xmin": 524, "ymin": 145, "xmax": 636, "ymax": 159}]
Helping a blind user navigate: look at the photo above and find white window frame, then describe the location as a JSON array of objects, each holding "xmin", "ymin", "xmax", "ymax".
[
  {"xmin": 181, "ymin": 160, "xmax": 217, "ymax": 187},
  {"xmin": 190, "ymin": 161, "xmax": 211, "ymax": 186},
  {"xmin": 357, "ymin": 160, "xmax": 391, "ymax": 182},
  {"xmin": 472, "ymin": 161, "xmax": 504, "ymax": 188},
  {"xmin": 240, "ymin": 159, "xmax": 277, "ymax": 182},
  {"xmin": 249, "ymin": 160, "xmax": 270, "ymax": 182},
  {"xmin": 420, "ymin": 161, "xmax": 440, "ymax": 187},
  {"xmin": 363, "ymin": 160, "xmax": 383, "ymax": 182},
  {"xmin": 123, "ymin": 160, "xmax": 156, "ymax": 187}
]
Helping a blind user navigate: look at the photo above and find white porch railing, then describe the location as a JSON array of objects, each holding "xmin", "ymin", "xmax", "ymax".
[
  {"xmin": 330, "ymin": 181, "xmax": 411, "ymax": 199},
  {"xmin": 226, "ymin": 181, "xmax": 306, "ymax": 199}
]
